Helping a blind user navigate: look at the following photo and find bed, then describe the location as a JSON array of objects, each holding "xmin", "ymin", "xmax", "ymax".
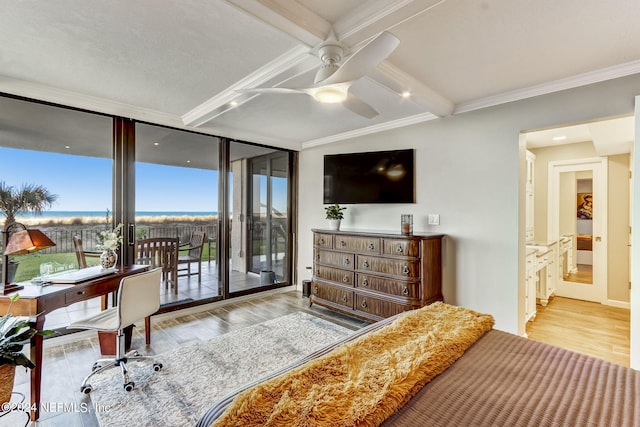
[
  {"xmin": 577, "ymin": 233, "xmax": 593, "ymax": 251},
  {"xmin": 196, "ymin": 303, "xmax": 640, "ymax": 427}
]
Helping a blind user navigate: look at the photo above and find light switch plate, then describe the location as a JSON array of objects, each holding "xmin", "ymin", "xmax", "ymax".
[{"xmin": 428, "ymin": 214, "xmax": 440, "ymax": 225}]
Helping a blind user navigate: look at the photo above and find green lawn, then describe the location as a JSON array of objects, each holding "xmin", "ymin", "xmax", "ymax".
[{"xmin": 8, "ymin": 243, "xmax": 217, "ymax": 283}]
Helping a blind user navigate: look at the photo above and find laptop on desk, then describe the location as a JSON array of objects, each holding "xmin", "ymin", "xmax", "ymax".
[{"xmin": 46, "ymin": 266, "xmax": 117, "ymax": 284}]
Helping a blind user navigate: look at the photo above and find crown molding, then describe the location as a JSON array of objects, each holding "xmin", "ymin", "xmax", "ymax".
[
  {"xmin": 454, "ymin": 60, "xmax": 640, "ymax": 114},
  {"xmin": 0, "ymin": 76, "xmax": 183, "ymax": 127},
  {"xmin": 301, "ymin": 112, "xmax": 437, "ymax": 149}
]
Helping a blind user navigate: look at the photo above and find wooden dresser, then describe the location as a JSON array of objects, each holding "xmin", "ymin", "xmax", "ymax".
[{"xmin": 310, "ymin": 229, "xmax": 444, "ymax": 322}]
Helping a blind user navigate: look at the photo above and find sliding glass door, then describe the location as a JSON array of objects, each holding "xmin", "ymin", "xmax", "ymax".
[
  {"xmin": 248, "ymin": 152, "xmax": 290, "ymax": 284},
  {"xmin": 134, "ymin": 123, "xmax": 221, "ymax": 304}
]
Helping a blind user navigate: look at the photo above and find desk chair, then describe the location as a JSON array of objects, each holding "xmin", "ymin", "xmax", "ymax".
[
  {"xmin": 73, "ymin": 235, "xmax": 101, "ymax": 269},
  {"xmin": 178, "ymin": 230, "xmax": 206, "ymax": 281},
  {"xmin": 68, "ymin": 268, "xmax": 163, "ymax": 394}
]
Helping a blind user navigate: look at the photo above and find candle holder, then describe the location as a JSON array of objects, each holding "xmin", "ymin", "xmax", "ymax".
[{"xmin": 401, "ymin": 214, "xmax": 413, "ymax": 235}]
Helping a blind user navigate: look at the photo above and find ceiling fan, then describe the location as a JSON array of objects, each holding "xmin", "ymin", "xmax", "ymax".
[{"xmin": 239, "ymin": 31, "xmax": 400, "ymax": 118}]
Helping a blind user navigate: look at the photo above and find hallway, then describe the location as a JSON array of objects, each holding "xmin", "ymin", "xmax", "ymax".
[{"xmin": 526, "ymin": 296, "xmax": 630, "ymax": 367}]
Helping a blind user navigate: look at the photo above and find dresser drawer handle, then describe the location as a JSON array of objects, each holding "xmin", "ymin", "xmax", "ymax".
[
  {"xmin": 361, "ymin": 300, "xmax": 367, "ymax": 308},
  {"xmin": 402, "ymin": 287, "xmax": 409, "ymax": 296},
  {"xmin": 319, "ymin": 237, "xmax": 324, "ymax": 245},
  {"xmin": 362, "ymin": 260, "xmax": 370, "ymax": 268},
  {"xmin": 313, "ymin": 286, "xmax": 318, "ymax": 294},
  {"xmin": 339, "ymin": 240, "xmax": 346, "ymax": 247},
  {"xmin": 402, "ymin": 265, "xmax": 410, "ymax": 275},
  {"xmin": 342, "ymin": 275, "xmax": 349, "ymax": 283},
  {"xmin": 343, "ymin": 258, "xmax": 350, "ymax": 265},
  {"xmin": 316, "ymin": 253, "xmax": 320, "ymax": 261},
  {"xmin": 342, "ymin": 295, "xmax": 348, "ymax": 303},
  {"xmin": 396, "ymin": 244, "xmax": 404, "ymax": 253},
  {"xmin": 362, "ymin": 278, "xmax": 369, "ymax": 287},
  {"xmin": 368, "ymin": 242, "xmax": 375, "ymax": 250},
  {"xmin": 316, "ymin": 269, "xmax": 321, "ymax": 275}
]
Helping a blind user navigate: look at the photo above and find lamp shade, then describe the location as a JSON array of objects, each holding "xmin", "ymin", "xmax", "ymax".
[{"xmin": 4, "ymin": 228, "xmax": 56, "ymax": 255}]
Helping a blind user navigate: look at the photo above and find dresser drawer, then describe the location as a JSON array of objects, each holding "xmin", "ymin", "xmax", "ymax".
[
  {"xmin": 356, "ymin": 255, "xmax": 420, "ymax": 278},
  {"xmin": 314, "ymin": 233, "xmax": 333, "ymax": 249},
  {"xmin": 355, "ymin": 294, "xmax": 410, "ymax": 318},
  {"xmin": 314, "ymin": 266, "xmax": 355, "ymax": 286},
  {"xmin": 314, "ymin": 249, "xmax": 354, "ymax": 269},
  {"xmin": 312, "ymin": 282, "xmax": 353, "ymax": 309},
  {"xmin": 382, "ymin": 239, "xmax": 420, "ymax": 257},
  {"xmin": 355, "ymin": 274, "xmax": 420, "ymax": 298},
  {"xmin": 334, "ymin": 235, "xmax": 381, "ymax": 254}
]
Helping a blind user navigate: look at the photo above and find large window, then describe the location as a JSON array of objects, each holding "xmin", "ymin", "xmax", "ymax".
[
  {"xmin": 0, "ymin": 95, "xmax": 296, "ymax": 325},
  {"xmin": 0, "ymin": 96, "xmax": 112, "ymax": 286},
  {"xmin": 135, "ymin": 123, "xmax": 220, "ymax": 303}
]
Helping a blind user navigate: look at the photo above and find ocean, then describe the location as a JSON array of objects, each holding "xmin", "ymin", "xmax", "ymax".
[{"xmin": 16, "ymin": 211, "xmax": 218, "ymax": 219}]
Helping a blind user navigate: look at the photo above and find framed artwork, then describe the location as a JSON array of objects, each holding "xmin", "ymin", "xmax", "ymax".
[{"xmin": 577, "ymin": 193, "xmax": 593, "ymax": 219}]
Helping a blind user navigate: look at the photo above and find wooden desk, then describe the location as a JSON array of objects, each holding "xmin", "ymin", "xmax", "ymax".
[{"xmin": 0, "ymin": 264, "xmax": 149, "ymax": 421}]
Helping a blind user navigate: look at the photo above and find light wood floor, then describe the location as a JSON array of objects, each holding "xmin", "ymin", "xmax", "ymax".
[
  {"xmin": 564, "ymin": 264, "xmax": 593, "ymax": 284},
  {"xmin": 526, "ymin": 295, "xmax": 630, "ymax": 367}
]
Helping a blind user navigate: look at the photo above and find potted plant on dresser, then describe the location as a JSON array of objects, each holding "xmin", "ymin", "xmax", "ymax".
[
  {"xmin": 324, "ymin": 203, "xmax": 347, "ymax": 230},
  {"xmin": 0, "ymin": 294, "xmax": 54, "ymax": 405}
]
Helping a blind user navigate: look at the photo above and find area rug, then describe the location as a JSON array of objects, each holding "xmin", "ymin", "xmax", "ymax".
[{"xmin": 89, "ymin": 312, "xmax": 353, "ymax": 427}]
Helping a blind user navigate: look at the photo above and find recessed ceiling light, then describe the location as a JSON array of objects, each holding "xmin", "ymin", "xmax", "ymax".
[
  {"xmin": 401, "ymin": 91, "xmax": 411, "ymax": 98},
  {"xmin": 153, "ymin": 142, "xmax": 159, "ymax": 146},
  {"xmin": 230, "ymin": 101, "xmax": 239, "ymax": 107},
  {"xmin": 186, "ymin": 160, "xmax": 191, "ymax": 163},
  {"xmin": 552, "ymin": 135, "xmax": 567, "ymax": 141},
  {"xmin": 64, "ymin": 145, "xmax": 70, "ymax": 149}
]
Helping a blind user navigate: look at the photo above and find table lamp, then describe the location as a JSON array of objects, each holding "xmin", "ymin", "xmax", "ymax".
[{"xmin": 2, "ymin": 222, "xmax": 56, "ymax": 294}]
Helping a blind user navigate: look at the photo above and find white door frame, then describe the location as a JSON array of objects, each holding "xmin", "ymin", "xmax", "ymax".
[{"xmin": 548, "ymin": 157, "xmax": 608, "ymax": 303}]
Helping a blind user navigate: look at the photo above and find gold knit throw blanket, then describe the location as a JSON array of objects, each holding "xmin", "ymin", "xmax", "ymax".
[{"xmin": 210, "ymin": 303, "xmax": 495, "ymax": 427}]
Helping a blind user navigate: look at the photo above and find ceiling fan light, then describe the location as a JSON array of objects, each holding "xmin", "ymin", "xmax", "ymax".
[{"xmin": 313, "ymin": 86, "xmax": 348, "ymax": 103}]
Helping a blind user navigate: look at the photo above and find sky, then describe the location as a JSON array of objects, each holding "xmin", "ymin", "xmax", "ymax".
[
  {"xmin": 0, "ymin": 147, "xmax": 288, "ymax": 213},
  {"xmin": 0, "ymin": 147, "xmax": 219, "ymax": 212}
]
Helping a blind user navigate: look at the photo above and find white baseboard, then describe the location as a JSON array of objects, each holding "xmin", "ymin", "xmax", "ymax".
[{"xmin": 607, "ymin": 299, "xmax": 630, "ymax": 309}]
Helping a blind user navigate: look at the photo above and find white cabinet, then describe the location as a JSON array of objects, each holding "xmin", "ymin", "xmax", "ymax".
[
  {"xmin": 527, "ymin": 241, "xmax": 558, "ymax": 306},
  {"xmin": 525, "ymin": 249, "xmax": 537, "ymax": 322},
  {"xmin": 525, "ymin": 150, "xmax": 536, "ymax": 243}
]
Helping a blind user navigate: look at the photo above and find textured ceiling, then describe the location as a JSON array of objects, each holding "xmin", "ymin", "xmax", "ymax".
[{"xmin": 0, "ymin": 0, "xmax": 639, "ymax": 151}]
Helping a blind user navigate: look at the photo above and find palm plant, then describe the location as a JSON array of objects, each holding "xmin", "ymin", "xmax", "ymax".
[
  {"xmin": 0, "ymin": 181, "xmax": 58, "ymax": 230},
  {"xmin": 0, "ymin": 182, "xmax": 57, "ymax": 282}
]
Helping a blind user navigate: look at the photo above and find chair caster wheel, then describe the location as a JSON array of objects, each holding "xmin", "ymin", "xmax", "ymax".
[
  {"xmin": 91, "ymin": 363, "xmax": 102, "ymax": 372},
  {"xmin": 124, "ymin": 381, "xmax": 135, "ymax": 392},
  {"xmin": 81, "ymin": 385, "xmax": 93, "ymax": 394},
  {"xmin": 153, "ymin": 363, "xmax": 163, "ymax": 371}
]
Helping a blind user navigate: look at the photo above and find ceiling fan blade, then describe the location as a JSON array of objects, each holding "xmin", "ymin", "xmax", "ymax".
[
  {"xmin": 318, "ymin": 31, "xmax": 400, "ymax": 86},
  {"xmin": 236, "ymin": 87, "xmax": 307, "ymax": 95},
  {"xmin": 343, "ymin": 93, "xmax": 379, "ymax": 119}
]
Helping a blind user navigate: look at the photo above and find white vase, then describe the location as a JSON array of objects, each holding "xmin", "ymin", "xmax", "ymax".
[
  {"xmin": 328, "ymin": 219, "xmax": 341, "ymax": 230},
  {"xmin": 100, "ymin": 250, "xmax": 118, "ymax": 269}
]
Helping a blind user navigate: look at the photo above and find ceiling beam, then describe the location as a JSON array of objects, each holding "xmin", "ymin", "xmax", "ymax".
[
  {"xmin": 226, "ymin": 0, "xmax": 331, "ymax": 46},
  {"xmin": 371, "ymin": 62, "xmax": 454, "ymax": 117}
]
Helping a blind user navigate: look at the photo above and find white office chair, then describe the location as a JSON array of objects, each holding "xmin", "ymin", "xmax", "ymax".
[{"xmin": 68, "ymin": 268, "xmax": 163, "ymax": 394}]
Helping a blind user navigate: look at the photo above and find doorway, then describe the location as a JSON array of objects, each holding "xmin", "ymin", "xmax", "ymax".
[{"xmin": 549, "ymin": 158, "xmax": 607, "ymax": 303}]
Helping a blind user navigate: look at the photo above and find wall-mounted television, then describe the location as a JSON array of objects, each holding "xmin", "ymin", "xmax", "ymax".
[{"xmin": 323, "ymin": 149, "xmax": 415, "ymax": 204}]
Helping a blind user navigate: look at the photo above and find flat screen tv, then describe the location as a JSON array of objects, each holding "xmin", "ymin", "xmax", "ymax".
[{"xmin": 323, "ymin": 149, "xmax": 415, "ymax": 204}]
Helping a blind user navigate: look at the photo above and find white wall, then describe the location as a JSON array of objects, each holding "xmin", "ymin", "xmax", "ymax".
[{"xmin": 298, "ymin": 74, "xmax": 640, "ymax": 337}]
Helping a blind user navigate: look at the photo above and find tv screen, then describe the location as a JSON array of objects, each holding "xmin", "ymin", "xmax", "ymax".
[{"xmin": 323, "ymin": 149, "xmax": 415, "ymax": 204}]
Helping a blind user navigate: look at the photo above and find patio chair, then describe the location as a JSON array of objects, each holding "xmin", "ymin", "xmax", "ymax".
[
  {"xmin": 178, "ymin": 230, "xmax": 206, "ymax": 281},
  {"xmin": 73, "ymin": 235, "xmax": 101, "ymax": 269}
]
